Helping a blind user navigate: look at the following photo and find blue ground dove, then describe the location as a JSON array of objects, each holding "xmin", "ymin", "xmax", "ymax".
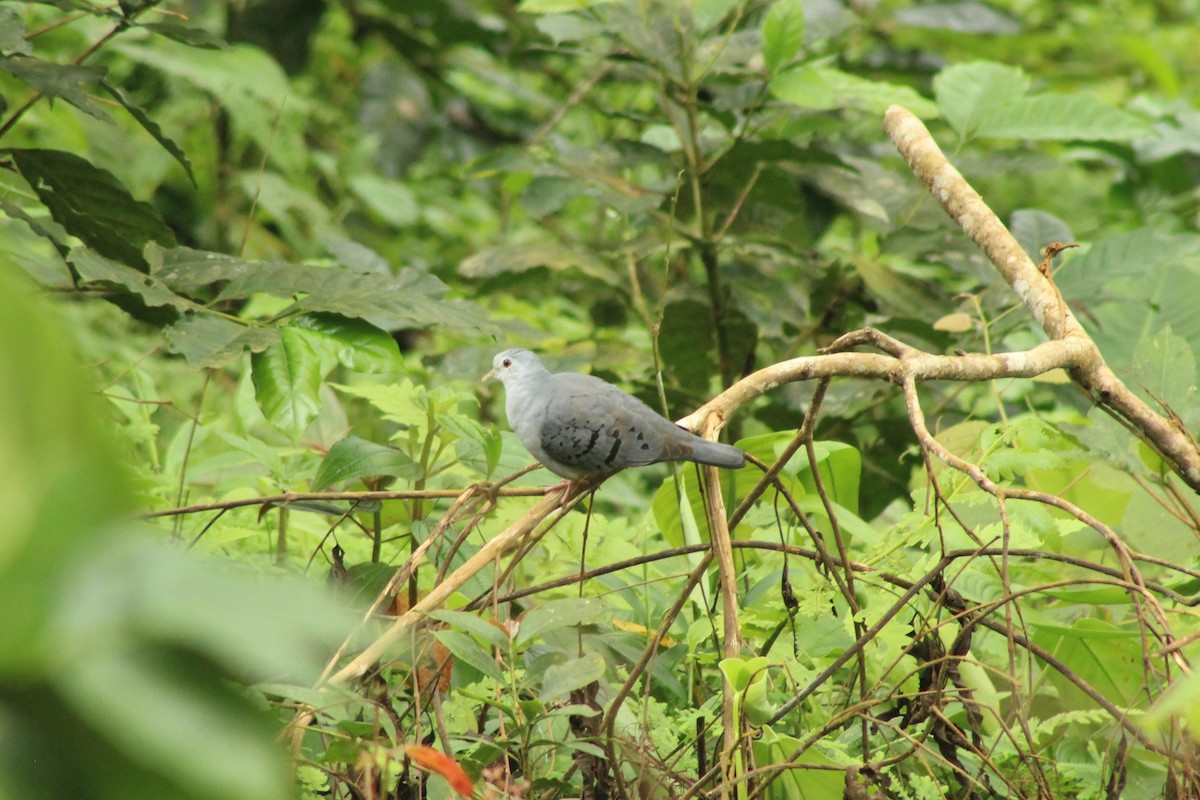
[{"xmin": 484, "ymin": 348, "xmax": 744, "ymax": 485}]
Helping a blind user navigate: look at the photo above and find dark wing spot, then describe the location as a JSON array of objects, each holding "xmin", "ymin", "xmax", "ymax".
[
  {"xmin": 579, "ymin": 427, "xmax": 602, "ymax": 455},
  {"xmin": 604, "ymin": 437, "xmax": 623, "ymax": 465}
]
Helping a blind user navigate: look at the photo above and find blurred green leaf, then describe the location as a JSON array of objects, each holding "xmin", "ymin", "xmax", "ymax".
[
  {"xmin": 312, "ymin": 435, "xmax": 420, "ymax": 490},
  {"xmin": 761, "ymin": 0, "xmax": 804, "ymax": 75},
  {"xmin": 936, "ymin": 60, "xmax": 1148, "ymax": 142},
  {"xmin": 163, "ymin": 315, "xmax": 280, "ymax": 368},
  {"xmin": 516, "ymin": 598, "xmax": 607, "ymax": 645},
  {"xmin": 11, "ymin": 149, "xmax": 177, "ymax": 270},
  {"xmin": 251, "ymin": 327, "xmax": 324, "ymax": 437},
  {"xmin": 539, "ymin": 652, "xmax": 606, "ymax": 701},
  {"xmin": 771, "ymin": 64, "xmax": 938, "ymax": 117},
  {"xmin": 0, "ymin": 56, "xmax": 108, "ymax": 119}
]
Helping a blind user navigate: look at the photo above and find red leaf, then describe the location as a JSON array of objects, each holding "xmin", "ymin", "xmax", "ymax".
[{"xmin": 405, "ymin": 744, "xmax": 473, "ymax": 798}]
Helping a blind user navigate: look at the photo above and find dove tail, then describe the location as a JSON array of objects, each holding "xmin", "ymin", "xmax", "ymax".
[{"xmin": 687, "ymin": 439, "xmax": 746, "ymax": 470}]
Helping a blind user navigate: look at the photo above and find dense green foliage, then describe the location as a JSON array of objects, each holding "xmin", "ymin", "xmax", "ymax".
[{"xmin": 4, "ymin": 0, "xmax": 1200, "ymax": 797}]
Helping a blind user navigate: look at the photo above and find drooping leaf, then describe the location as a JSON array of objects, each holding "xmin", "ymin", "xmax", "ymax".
[
  {"xmin": 0, "ymin": 56, "xmax": 108, "ymax": 119},
  {"xmin": 432, "ymin": 630, "xmax": 505, "ymax": 681},
  {"xmin": 69, "ymin": 248, "xmax": 192, "ymax": 311},
  {"xmin": 251, "ymin": 327, "xmax": 325, "ymax": 437},
  {"xmin": 11, "ymin": 149, "xmax": 177, "ymax": 270},
  {"xmin": 0, "ymin": 196, "xmax": 70, "ymax": 260},
  {"xmin": 163, "ymin": 315, "xmax": 280, "ymax": 368},
  {"xmin": 311, "ymin": 436, "xmax": 420, "ymax": 491},
  {"xmin": 151, "ymin": 246, "xmax": 495, "ymax": 334},
  {"xmin": 101, "ymin": 81, "xmax": 195, "ymax": 184},
  {"xmin": 138, "ymin": 21, "xmax": 229, "ymax": 49}
]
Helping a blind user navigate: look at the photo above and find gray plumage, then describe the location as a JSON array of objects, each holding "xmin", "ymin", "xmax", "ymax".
[{"xmin": 485, "ymin": 348, "xmax": 745, "ymax": 480}]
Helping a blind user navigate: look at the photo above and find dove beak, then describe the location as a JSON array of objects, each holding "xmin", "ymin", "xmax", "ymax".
[{"xmin": 481, "ymin": 368, "xmax": 497, "ymax": 383}]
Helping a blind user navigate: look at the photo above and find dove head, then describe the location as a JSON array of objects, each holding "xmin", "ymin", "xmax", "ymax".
[{"xmin": 484, "ymin": 348, "xmax": 548, "ymax": 385}]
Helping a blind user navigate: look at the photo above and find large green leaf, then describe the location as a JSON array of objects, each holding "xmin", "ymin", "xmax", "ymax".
[
  {"xmin": 11, "ymin": 149, "xmax": 176, "ymax": 270},
  {"xmin": 1031, "ymin": 619, "xmax": 1143, "ymax": 708},
  {"xmin": 771, "ymin": 63, "xmax": 939, "ymax": 117},
  {"xmin": 311, "ymin": 435, "xmax": 421, "ymax": 491},
  {"xmin": 251, "ymin": 327, "xmax": 325, "ymax": 438},
  {"xmin": 151, "ymin": 245, "xmax": 495, "ymax": 334},
  {"xmin": 515, "ymin": 598, "xmax": 608, "ymax": 646},
  {"xmin": 539, "ymin": 652, "xmax": 606, "ymax": 702},
  {"xmin": 1130, "ymin": 325, "xmax": 1199, "ymax": 430},
  {"xmin": 0, "ymin": 269, "xmax": 353, "ymax": 800},
  {"xmin": 935, "ymin": 60, "xmax": 1148, "ymax": 142}
]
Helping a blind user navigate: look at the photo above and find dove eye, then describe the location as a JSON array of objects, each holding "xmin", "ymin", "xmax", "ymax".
[{"xmin": 502, "ymin": 358, "xmax": 512, "ymax": 367}]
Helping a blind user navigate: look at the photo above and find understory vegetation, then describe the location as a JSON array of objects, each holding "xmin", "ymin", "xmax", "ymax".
[{"xmin": 3, "ymin": 0, "xmax": 1200, "ymax": 798}]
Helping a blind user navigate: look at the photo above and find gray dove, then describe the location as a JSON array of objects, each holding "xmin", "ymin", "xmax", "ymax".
[{"xmin": 484, "ymin": 348, "xmax": 744, "ymax": 488}]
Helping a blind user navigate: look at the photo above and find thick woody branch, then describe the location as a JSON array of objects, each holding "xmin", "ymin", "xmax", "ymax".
[
  {"xmin": 677, "ymin": 338, "xmax": 1090, "ymax": 434},
  {"xmin": 883, "ymin": 105, "xmax": 1200, "ymax": 492},
  {"xmin": 681, "ymin": 111, "xmax": 1200, "ymax": 494}
]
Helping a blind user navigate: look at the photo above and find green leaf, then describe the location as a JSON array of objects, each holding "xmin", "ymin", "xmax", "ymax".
[
  {"xmin": 433, "ymin": 630, "xmax": 505, "ymax": 681},
  {"xmin": 0, "ymin": 8, "xmax": 32, "ymax": 56},
  {"xmin": 428, "ymin": 610, "xmax": 512, "ymax": 649},
  {"xmin": 442, "ymin": 413, "xmax": 503, "ymax": 477},
  {"xmin": 770, "ymin": 64, "xmax": 938, "ymax": 118},
  {"xmin": 138, "ymin": 21, "xmax": 229, "ymax": 49},
  {"xmin": 934, "ymin": 60, "xmax": 1149, "ymax": 142},
  {"xmin": 311, "ymin": 436, "xmax": 420, "ymax": 491},
  {"xmin": 981, "ymin": 93, "xmax": 1149, "ymax": 141},
  {"xmin": 11, "ymin": 149, "xmax": 177, "ymax": 270},
  {"xmin": 69, "ymin": 248, "xmax": 192, "ymax": 311},
  {"xmin": 0, "ymin": 196, "xmax": 70, "ymax": 259},
  {"xmin": 518, "ymin": 0, "xmax": 619, "ymax": 12},
  {"xmin": 1059, "ymin": 230, "xmax": 1200, "ymax": 291},
  {"xmin": 151, "ymin": 246, "xmax": 495, "ymax": 334},
  {"xmin": 516, "ymin": 598, "xmax": 607, "ymax": 646},
  {"xmin": 893, "ymin": 2, "xmax": 1020, "ymax": 33},
  {"xmin": 0, "ymin": 270, "xmax": 131, "ymax": 673},
  {"xmin": 348, "ymin": 174, "xmax": 419, "ymax": 227},
  {"xmin": 1031, "ymin": 619, "xmax": 1142, "ymax": 708},
  {"xmin": 0, "ymin": 56, "xmax": 108, "ymax": 119},
  {"xmin": 1010, "ymin": 209, "xmax": 1074, "ymax": 262},
  {"xmin": 292, "ymin": 314, "xmax": 401, "ymax": 372},
  {"xmin": 458, "ymin": 241, "xmax": 613, "ymax": 286},
  {"xmin": 751, "ymin": 727, "xmax": 844, "ymax": 797},
  {"xmin": 251, "ymin": 327, "xmax": 324, "ymax": 438},
  {"xmin": 761, "ymin": 0, "xmax": 804, "ymax": 75},
  {"xmin": 539, "ymin": 652, "xmax": 606, "ymax": 702},
  {"xmin": 101, "ymin": 80, "xmax": 196, "ymax": 184},
  {"xmin": 58, "ymin": 648, "xmax": 289, "ymax": 800},
  {"xmin": 934, "ymin": 61, "xmax": 1030, "ymax": 139},
  {"xmin": 1146, "ymin": 670, "xmax": 1200, "ymax": 731},
  {"xmin": 163, "ymin": 315, "xmax": 280, "ymax": 368},
  {"xmin": 1131, "ymin": 325, "xmax": 1198, "ymax": 428}
]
